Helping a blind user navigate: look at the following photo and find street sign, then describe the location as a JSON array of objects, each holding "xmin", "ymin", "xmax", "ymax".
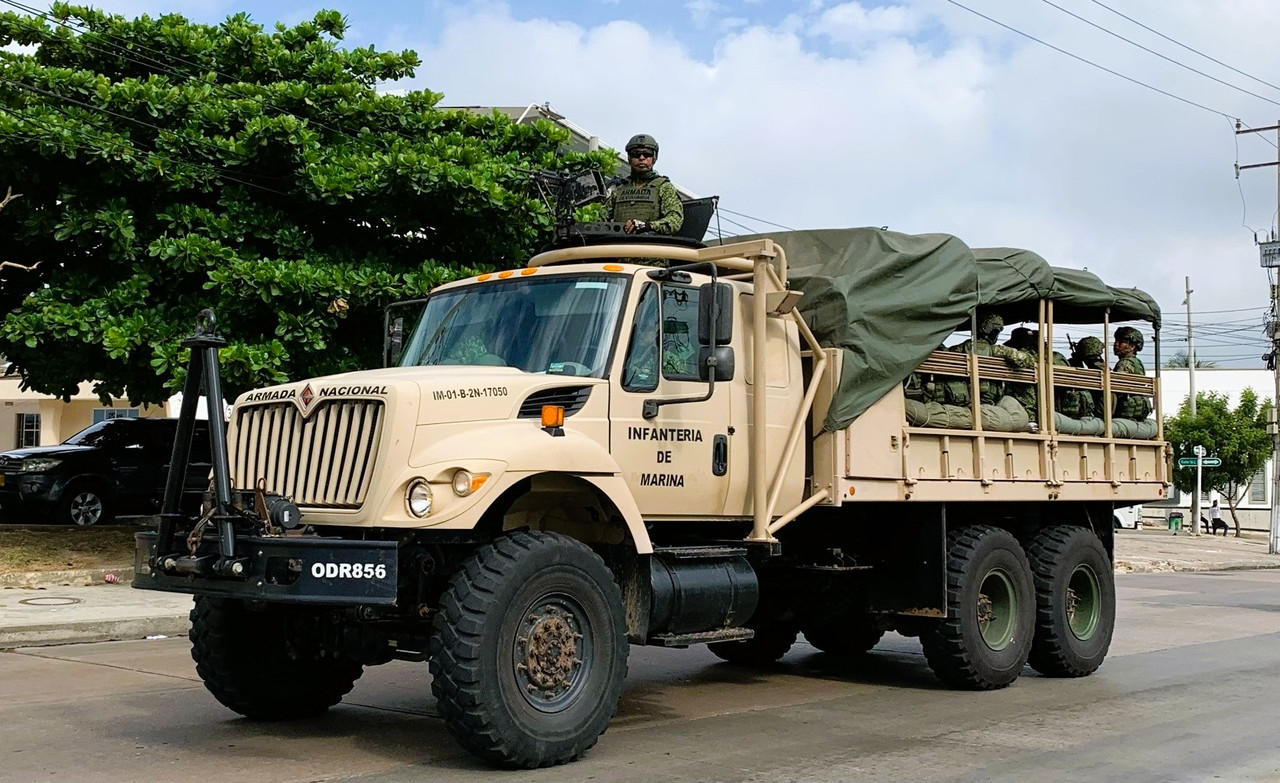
[
  {"xmin": 1193, "ymin": 445, "xmax": 1206, "ymax": 456},
  {"xmin": 1177, "ymin": 457, "xmax": 1222, "ymax": 467}
]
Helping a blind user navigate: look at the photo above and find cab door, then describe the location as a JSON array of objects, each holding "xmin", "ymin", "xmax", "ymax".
[{"xmin": 609, "ymin": 281, "xmax": 735, "ymax": 517}]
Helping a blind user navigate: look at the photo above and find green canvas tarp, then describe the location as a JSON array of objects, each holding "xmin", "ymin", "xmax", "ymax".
[{"xmin": 729, "ymin": 228, "xmax": 1161, "ymax": 431}]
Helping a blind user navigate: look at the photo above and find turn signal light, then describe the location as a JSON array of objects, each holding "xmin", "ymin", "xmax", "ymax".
[{"xmin": 541, "ymin": 405, "xmax": 565, "ymax": 428}]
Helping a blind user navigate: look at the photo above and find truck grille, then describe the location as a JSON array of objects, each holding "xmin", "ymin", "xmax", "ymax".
[{"xmin": 231, "ymin": 400, "xmax": 385, "ymax": 509}]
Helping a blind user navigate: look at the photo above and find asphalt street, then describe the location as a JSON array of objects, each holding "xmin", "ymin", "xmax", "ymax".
[{"xmin": 2, "ymin": 569, "xmax": 1280, "ymax": 782}]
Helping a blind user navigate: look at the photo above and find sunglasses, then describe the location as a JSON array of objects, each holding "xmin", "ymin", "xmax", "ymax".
[{"xmin": 629, "ymin": 150, "xmax": 655, "ymax": 159}]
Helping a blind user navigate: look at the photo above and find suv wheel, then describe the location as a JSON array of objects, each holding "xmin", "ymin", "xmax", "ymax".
[{"xmin": 60, "ymin": 483, "xmax": 113, "ymax": 526}]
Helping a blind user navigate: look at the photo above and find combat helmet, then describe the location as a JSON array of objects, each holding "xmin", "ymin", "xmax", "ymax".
[
  {"xmin": 625, "ymin": 134, "xmax": 659, "ymax": 155},
  {"xmin": 1075, "ymin": 336, "xmax": 1104, "ymax": 359},
  {"xmin": 1115, "ymin": 326, "xmax": 1144, "ymax": 352},
  {"xmin": 977, "ymin": 312, "xmax": 1004, "ymax": 341},
  {"xmin": 1007, "ymin": 327, "xmax": 1037, "ymax": 351}
]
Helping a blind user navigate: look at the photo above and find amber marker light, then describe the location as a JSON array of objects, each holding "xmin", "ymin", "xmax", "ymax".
[
  {"xmin": 603, "ymin": 264, "xmax": 624, "ymax": 272},
  {"xmin": 451, "ymin": 469, "xmax": 491, "ymax": 497},
  {"xmin": 521, "ymin": 268, "xmax": 537, "ymax": 275},
  {"xmin": 477, "ymin": 273, "xmax": 491, "ymax": 281},
  {"xmin": 541, "ymin": 405, "xmax": 565, "ymax": 428},
  {"xmin": 498, "ymin": 270, "xmax": 514, "ymax": 279}
]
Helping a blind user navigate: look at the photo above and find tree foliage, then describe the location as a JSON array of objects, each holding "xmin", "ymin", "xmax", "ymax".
[
  {"xmin": 1164, "ymin": 389, "xmax": 1272, "ymax": 533},
  {"xmin": 1162, "ymin": 351, "xmax": 1217, "ymax": 368},
  {"xmin": 0, "ymin": 5, "xmax": 612, "ymax": 403}
]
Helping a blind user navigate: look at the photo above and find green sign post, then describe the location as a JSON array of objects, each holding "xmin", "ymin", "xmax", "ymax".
[{"xmin": 1177, "ymin": 457, "xmax": 1221, "ymax": 467}]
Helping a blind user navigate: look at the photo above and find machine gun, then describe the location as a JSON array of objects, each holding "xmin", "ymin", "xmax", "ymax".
[
  {"xmin": 530, "ymin": 168, "xmax": 608, "ymax": 244},
  {"xmin": 530, "ymin": 167, "xmax": 719, "ymax": 249}
]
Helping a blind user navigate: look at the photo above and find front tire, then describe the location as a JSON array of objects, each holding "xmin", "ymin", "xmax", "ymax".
[
  {"xmin": 1026, "ymin": 525, "xmax": 1115, "ymax": 677},
  {"xmin": 429, "ymin": 530, "xmax": 628, "ymax": 769},
  {"xmin": 189, "ymin": 597, "xmax": 364, "ymax": 720},
  {"xmin": 921, "ymin": 526, "xmax": 1035, "ymax": 690},
  {"xmin": 59, "ymin": 481, "xmax": 112, "ymax": 526}
]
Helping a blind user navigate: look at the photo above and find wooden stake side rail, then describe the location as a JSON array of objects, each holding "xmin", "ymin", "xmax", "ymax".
[{"xmin": 914, "ymin": 350, "xmax": 1156, "ymax": 397}]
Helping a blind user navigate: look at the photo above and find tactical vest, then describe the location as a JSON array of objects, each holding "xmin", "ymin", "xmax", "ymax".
[{"xmin": 610, "ymin": 176, "xmax": 669, "ymax": 222}]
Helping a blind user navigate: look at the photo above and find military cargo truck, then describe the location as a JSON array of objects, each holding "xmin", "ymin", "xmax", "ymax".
[{"xmin": 135, "ymin": 227, "xmax": 1167, "ymax": 768}]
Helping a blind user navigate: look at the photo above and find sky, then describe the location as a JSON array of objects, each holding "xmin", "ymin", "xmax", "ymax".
[{"xmin": 25, "ymin": 0, "xmax": 1280, "ymax": 366}]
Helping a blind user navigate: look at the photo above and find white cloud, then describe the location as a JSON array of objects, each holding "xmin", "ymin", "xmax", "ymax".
[{"xmin": 812, "ymin": 2, "xmax": 923, "ymax": 47}]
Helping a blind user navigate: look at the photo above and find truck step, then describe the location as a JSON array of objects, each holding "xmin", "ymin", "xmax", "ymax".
[
  {"xmin": 649, "ymin": 627, "xmax": 755, "ymax": 648},
  {"xmin": 653, "ymin": 545, "xmax": 748, "ymax": 561}
]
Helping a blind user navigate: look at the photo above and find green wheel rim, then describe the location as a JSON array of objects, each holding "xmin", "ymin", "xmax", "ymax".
[
  {"xmin": 1066, "ymin": 564, "xmax": 1101, "ymax": 640},
  {"xmin": 977, "ymin": 568, "xmax": 1017, "ymax": 651}
]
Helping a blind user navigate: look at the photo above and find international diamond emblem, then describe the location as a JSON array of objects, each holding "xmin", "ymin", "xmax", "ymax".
[{"xmin": 300, "ymin": 384, "xmax": 314, "ymax": 407}]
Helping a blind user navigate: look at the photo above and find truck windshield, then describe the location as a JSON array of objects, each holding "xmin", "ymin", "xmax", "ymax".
[{"xmin": 398, "ymin": 274, "xmax": 628, "ymax": 378}]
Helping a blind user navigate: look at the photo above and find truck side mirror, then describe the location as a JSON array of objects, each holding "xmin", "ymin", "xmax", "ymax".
[
  {"xmin": 387, "ymin": 317, "xmax": 405, "ymax": 367},
  {"xmin": 698, "ymin": 345, "xmax": 735, "ymax": 382},
  {"xmin": 698, "ymin": 282, "xmax": 733, "ymax": 345}
]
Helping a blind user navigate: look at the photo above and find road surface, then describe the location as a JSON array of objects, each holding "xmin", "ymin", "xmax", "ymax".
[{"xmin": 3, "ymin": 570, "xmax": 1280, "ymax": 782}]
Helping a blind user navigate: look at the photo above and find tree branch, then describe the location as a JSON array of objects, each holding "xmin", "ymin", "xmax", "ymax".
[
  {"xmin": 0, "ymin": 260, "xmax": 40, "ymax": 272},
  {"xmin": 0, "ymin": 187, "xmax": 20, "ymax": 213}
]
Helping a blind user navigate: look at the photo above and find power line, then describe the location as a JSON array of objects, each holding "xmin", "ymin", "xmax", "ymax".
[
  {"xmin": 943, "ymin": 0, "xmax": 1237, "ymax": 119},
  {"xmin": 718, "ymin": 207, "xmax": 795, "ymax": 232},
  {"xmin": 0, "ymin": 1, "xmax": 391, "ymax": 156},
  {"xmin": 1088, "ymin": 0, "xmax": 1280, "ymax": 94},
  {"xmin": 0, "ymin": 78, "xmax": 291, "ymax": 196},
  {"xmin": 1038, "ymin": 0, "xmax": 1280, "ymax": 108},
  {"xmin": 1191, "ymin": 306, "xmax": 1269, "ymax": 315}
]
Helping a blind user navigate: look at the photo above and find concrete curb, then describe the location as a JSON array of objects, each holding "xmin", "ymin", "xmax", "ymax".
[
  {"xmin": 1115, "ymin": 559, "xmax": 1280, "ymax": 574},
  {"xmin": 0, "ymin": 567, "xmax": 135, "ymax": 589},
  {"xmin": 0, "ymin": 615, "xmax": 190, "ymax": 649}
]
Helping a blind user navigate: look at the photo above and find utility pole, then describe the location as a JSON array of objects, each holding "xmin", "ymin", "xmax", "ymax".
[
  {"xmin": 1185, "ymin": 278, "xmax": 1200, "ymax": 535},
  {"xmin": 1235, "ymin": 120, "xmax": 1280, "ymax": 553}
]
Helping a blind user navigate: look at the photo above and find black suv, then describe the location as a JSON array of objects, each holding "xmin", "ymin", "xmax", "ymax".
[{"xmin": 0, "ymin": 418, "xmax": 212, "ymax": 526}]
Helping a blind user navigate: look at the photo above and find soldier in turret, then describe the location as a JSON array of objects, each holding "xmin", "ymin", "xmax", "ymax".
[{"xmin": 605, "ymin": 134, "xmax": 684, "ymax": 235}]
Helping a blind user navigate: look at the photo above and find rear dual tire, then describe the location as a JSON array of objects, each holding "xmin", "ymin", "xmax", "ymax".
[
  {"xmin": 922, "ymin": 526, "xmax": 1035, "ymax": 690},
  {"xmin": 1026, "ymin": 525, "xmax": 1114, "ymax": 677}
]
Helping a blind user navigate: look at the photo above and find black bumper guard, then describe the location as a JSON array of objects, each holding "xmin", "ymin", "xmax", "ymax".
[{"xmin": 134, "ymin": 530, "xmax": 399, "ymax": 605}]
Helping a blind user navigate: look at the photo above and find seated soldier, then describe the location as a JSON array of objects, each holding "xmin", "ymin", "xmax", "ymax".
[
  {"xmin": 1003, "ymin": 327, "xmax": 1040, "ymax": 420},
  {"xmin": 1109, "ymin": 326, "xmax": 1157, "ymax": 439},
  {"xmin": 932, "ymin": 313, "xmax": 1037, "ymax": 431},
  {"xmin": 1111, "ymin": 326, "xmax": 1152, "ymax": 420},
  {"xmin": 942, "ymin": 312, "xmax": 1036, "ymax": 407},
  {"xmin": 1054, "ymin": 336, "xmax": 1103, "ymax": 434}
]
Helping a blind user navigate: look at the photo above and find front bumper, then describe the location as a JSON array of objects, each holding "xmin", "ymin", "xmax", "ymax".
[
  {"xmin": 132, "ymin": 531, "xmax": 399, "ymax": 606},
  {"xmin": 0, "ymin": 473, "xmax": 58, "ymax": 509}
]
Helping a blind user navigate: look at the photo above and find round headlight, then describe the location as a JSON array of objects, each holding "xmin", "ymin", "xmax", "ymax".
[
  {"xmin": 406, "ymin": 480, "xmax": 433, "ymax": 517},
  {"xmin": 452, "ymin": 469, "xmax": 474, "ymax": 496}
]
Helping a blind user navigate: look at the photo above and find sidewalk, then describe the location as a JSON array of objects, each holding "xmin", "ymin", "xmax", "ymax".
[{"xmin": 1, "ymin": 527, "xmax": 1278, "ymax": 649}]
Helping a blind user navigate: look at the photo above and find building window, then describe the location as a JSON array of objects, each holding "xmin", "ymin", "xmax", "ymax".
[
  {"xmin": 1250, "ymin": 468, "xmax": 1268, "ymax": 504},
  {"xmin": 92, "ymin": 408, "xmax": 139, "ymax": 424},
  {"xmin": 16, "ymin": 413, "xmax": 39, "ymax": 448}
]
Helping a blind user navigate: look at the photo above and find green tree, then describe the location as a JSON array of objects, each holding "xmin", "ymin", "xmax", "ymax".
[
  {"xmin": 0, "ymin": 5, "xmax": 612, "ymax": 404},
  {"xmin": 1164, "ymin": 389, "xmax": 1272, "ymax": 536},
  {"xmin": 1163, "ymin": 351, "xmax": 1217, "ymax": 368}
]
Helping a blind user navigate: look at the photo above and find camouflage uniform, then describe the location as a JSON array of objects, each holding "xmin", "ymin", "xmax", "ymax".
[
  {"xmin": 605, "ymin": 134, "xmax": 684, "ymax": 235},
  {"xmin": 605, "ymin": 172, "xmax": 684, "ymax": 234},
  {"xmin": 1002, "ymin": 327, "xmax": 1041, "ymax": 419},
  {"xmin": 1058, "ymin": 336, "xmax": 1103, "ymax": 418},
  {"xmin": 1111, "ymin": 327, "xmax": 1152, "ymax": 420},
  {"xmin": 942, "ymin": 314, "xmax": 1036, "ymax": 406}
]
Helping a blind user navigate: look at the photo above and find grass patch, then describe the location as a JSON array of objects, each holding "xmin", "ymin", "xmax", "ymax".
[{"xmin": 0, "ymin": 526, "xmax": 138, "ymax": 573}]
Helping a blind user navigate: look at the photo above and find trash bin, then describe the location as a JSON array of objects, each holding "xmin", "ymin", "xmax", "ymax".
[{"xmin": 1168, "ymin": 511, "xmax": 1183, "ymax": 532}]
